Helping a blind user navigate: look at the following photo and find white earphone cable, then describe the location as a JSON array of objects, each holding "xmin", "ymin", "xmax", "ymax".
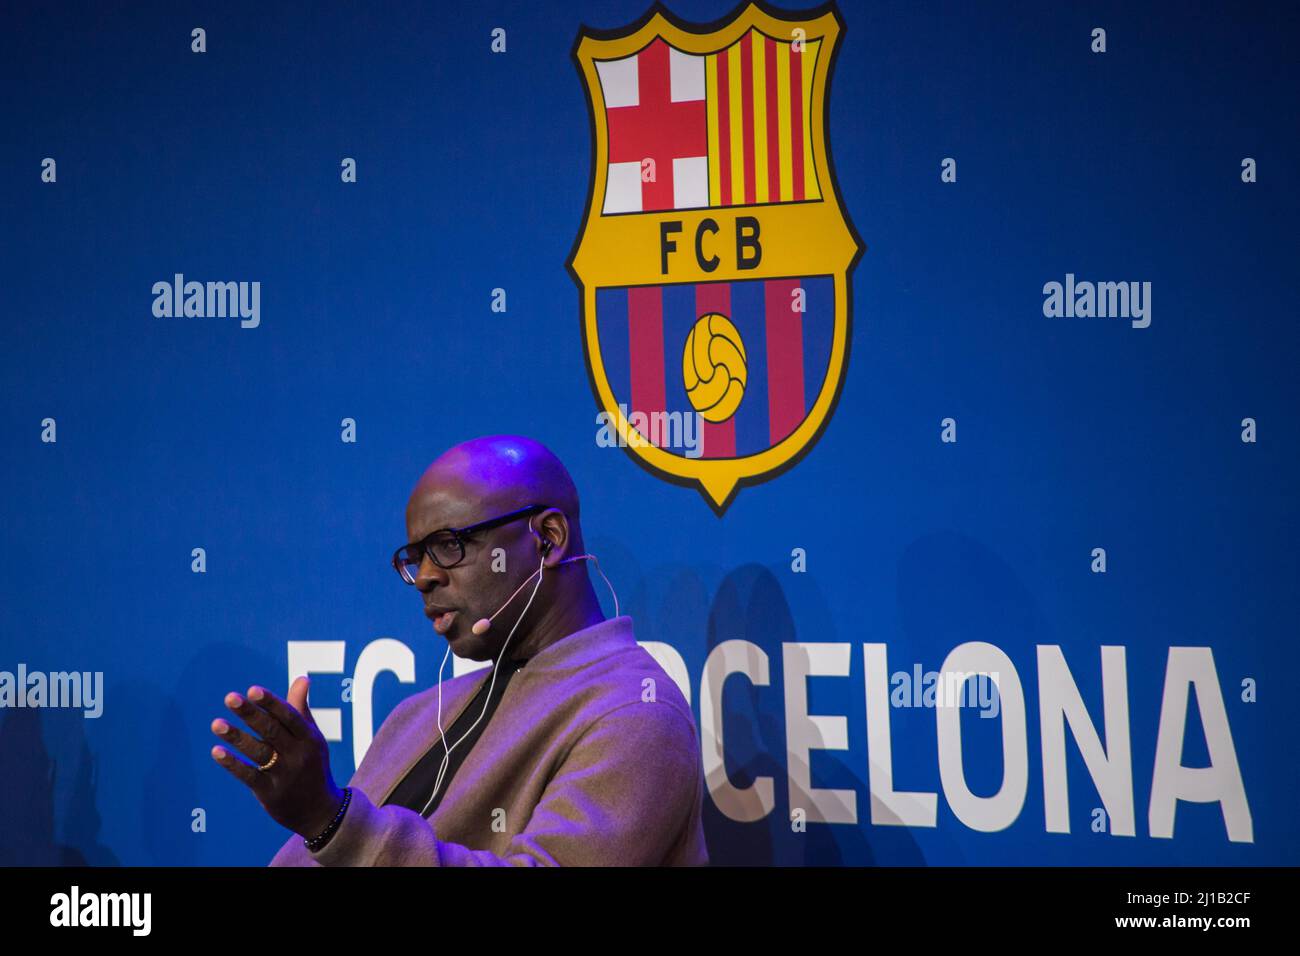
[
  {"xmin": 418, "ymin": 534, "xmax": 622, "ymax": 818},
  {"xmin": 422, "ymin": 552, "xmax": 547, "ymax": 818}
]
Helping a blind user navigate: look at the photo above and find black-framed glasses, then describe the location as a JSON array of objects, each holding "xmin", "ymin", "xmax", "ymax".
[{"xmin": 391, "ymin": 503, "xmax": 547, "ymax": 585}]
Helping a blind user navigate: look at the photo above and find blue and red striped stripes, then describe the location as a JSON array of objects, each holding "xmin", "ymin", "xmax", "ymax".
[{"xmin": 596, "ymin": 276, "xmax": 834, "ymax": 459}]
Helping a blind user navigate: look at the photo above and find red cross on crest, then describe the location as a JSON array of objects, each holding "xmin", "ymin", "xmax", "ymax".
[{"xmin": 603, "ymin": 38, "xmax": 708, "ymax": 213}]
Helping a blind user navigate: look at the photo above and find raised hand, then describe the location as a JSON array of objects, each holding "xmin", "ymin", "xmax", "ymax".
[{"xmin": 211, "ymin": 676, "xmax": 345, "ymax": 838}]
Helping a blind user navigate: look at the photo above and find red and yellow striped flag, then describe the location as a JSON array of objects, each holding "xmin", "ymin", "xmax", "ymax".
[{"xmin": 705, "ymin": 29, "xmax": 822, "ymax": 207}]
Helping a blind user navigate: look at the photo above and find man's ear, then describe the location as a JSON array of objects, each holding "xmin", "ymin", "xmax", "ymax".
[{"xmin": 534, "ymin": 508, "xmax": 570, "ymax": 566}]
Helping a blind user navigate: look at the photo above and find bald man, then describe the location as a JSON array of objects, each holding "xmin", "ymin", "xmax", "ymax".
[{"xmin": 212, "ymin": 436, "xmax": 708, "ymax": 866}]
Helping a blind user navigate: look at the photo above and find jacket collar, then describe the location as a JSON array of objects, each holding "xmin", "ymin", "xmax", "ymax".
[
  {"xmin": 352, "ymin": 615, "xmax": 637, "ymax": 816},
  {"xmin": 512, "ymin": 614, "xmax": 636, "ymax": 673}
]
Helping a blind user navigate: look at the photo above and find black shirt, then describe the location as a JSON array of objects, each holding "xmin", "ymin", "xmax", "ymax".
[{"xmin": 382, "ymin": 657, "xmax": 528, "ymax": 818}]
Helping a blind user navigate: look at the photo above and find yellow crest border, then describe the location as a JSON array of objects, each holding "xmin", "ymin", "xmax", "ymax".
[{"xmin": 566, "ymin": 1, "xmax": 864, "ymax": 513}]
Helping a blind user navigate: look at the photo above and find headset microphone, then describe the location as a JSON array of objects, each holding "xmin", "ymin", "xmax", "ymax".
[
  {"xmin": 422, "ymin": 520, "xmax": 620, "ymax": 818},
  {"xmin": 470, "ymin": 548, "xmax": 610, "ymax": 636},
  {"xmin": 470, "ymin": 526, "xmax": 579, "ymax": 635}
]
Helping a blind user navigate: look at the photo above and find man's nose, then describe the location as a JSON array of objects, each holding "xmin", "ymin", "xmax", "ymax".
[{"xmin": 414, "ymin": 554, "xmax": 449, "ymax": 590}]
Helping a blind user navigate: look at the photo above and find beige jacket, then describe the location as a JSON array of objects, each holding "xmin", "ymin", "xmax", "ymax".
[{"xmin": 268, "ymin": 615, "xmax": 708, "ymax": 866}]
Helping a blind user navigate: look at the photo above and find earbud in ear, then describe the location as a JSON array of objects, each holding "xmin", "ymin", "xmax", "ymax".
[{"xmin": 529, "ymin": 515, "xmax": 553, "ymax": 556}]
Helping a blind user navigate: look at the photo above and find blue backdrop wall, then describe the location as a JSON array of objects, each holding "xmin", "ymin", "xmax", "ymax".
[{"xmin": 2, "ymin": 0, "xmax": 1296, "ymax": 866}]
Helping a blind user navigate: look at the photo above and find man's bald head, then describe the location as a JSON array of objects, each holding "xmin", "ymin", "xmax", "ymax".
[
  {"xmin": 412, "ymin": 435, "xmax": 578, "ymax": 515},
  {"xmin": 406, "ymin": 436, "xmax": 582, "ymax": 544}
]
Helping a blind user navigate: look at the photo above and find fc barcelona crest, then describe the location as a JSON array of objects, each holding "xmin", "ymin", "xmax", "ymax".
[{"xmin": 568, "ymin": 1, "xmax": 863, "ymax": 513}]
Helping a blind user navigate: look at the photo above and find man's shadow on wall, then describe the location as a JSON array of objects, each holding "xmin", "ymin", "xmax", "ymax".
[
  {"xmin": 0, "ymin": 638, "xmax": 282, "ymax": 866},
  {"xmin": 694, "ymin": 528, "xmax": 1046, "ymax": 866},
  {"xmin": 696, "ymin": 562, "xmax": 926, "ymax": 866},
  {"xmin": 0, "ymin": 707, "xmax": 116, "ymax": 865}
]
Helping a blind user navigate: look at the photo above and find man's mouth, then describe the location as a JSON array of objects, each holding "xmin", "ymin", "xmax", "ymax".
[{"xmin": 425, "ymin": 606, "xmax": 458, "ymax": 636}]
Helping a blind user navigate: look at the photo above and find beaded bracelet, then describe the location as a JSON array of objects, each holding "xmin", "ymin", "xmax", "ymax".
[{"xmin": 304, "ymin": 787, "xmax": 352, "ymax": 853}]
